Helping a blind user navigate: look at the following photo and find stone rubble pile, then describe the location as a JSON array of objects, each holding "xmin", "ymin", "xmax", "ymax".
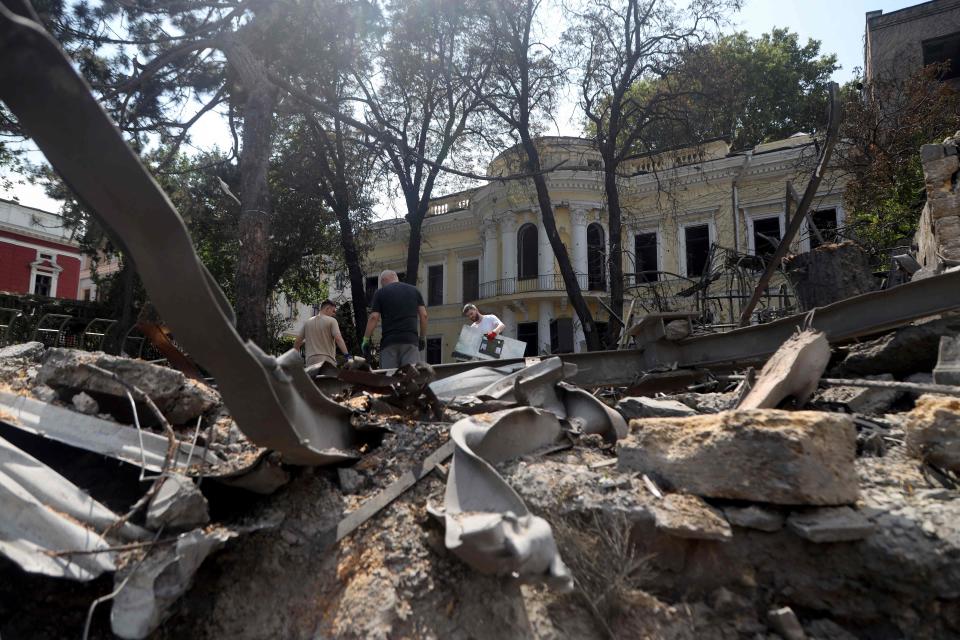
[{"xmin": 0, "ymin": 305, "xmax": 958, "ymax": 640}]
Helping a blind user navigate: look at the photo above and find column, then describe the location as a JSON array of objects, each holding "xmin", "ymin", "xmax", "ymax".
[
  {"xmin": 573, "ymin": 317, "xmax": 586, "ymax": 353},
  {"xmin": 571, "ymin": 207, "xmax": 589, "ymax": 290},
  {"xmin": 499, "ymin": 214, "xmax": 517, "ymax": 295},
  {"xmin": 480, "ymin": 219, "xmax": 498, "ymax": 297},
  {"xmin": 537, "ymin": 301, "xmax": 553, "ymax": 355},
  {"xmin": 538, "ymin": 217, "xmax": 554, "ymax": 290},
  {"xmin": 501, "ymin": 306, "xmax": 517, "ymax": 339}
]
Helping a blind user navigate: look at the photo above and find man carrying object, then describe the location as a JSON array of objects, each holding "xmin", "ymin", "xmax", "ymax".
[{"xmin": 462, "ymin": 303, "xmax": 506, "ymax": 341}]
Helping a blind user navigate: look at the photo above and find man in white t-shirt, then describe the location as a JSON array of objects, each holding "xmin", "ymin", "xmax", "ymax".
[{"xmin": 462, "ymin": 303, "xmax": 506, "ymax": 340}]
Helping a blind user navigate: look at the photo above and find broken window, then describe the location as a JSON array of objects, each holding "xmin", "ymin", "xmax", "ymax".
[
  {"xmin": 32, "ymin": 273, "xmax": 52, "ymax": 297},
  {"xmin": 809, "ymin": 209, "xmax": 839, "ymax": 249},
  {"xmin": 634, "ymin": 232, "xmax": 659, "ymax": 283},
  {"xmin": 518, "ymin": 223, "xmax": 538, "ymax": 280},
  {"xmin": 923, "ymin": 31, "xmax": 960, "ymax": 80},
  {"xmin": 752, "ymin": 216, "xmax": 782, "ymax": 263},
  {"xmin": 683, "ymin": 224, "xmax": 711, "ymax": 277},
  {"xmin": 517, "ymin": 321, "xmax": 538, "ymax": 357},
  {"xmin": 462, "ymin": 259, "xmax": 479, "ymax": 302},
  {"xmin": 587, "ymin": 223, "xmax": 606, "ymax": 290},
  {"xmin": 427, "ymin": 264, "xmax": 443, "ymax": 306},
  {"xmin": 426, "ymin": 337, "xmax": 442, "ymax": 364}
]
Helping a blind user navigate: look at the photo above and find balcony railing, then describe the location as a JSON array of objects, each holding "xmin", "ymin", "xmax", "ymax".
[{"xmin": 480, "ymin": 273, "xmax": 602, "ymax": 298}]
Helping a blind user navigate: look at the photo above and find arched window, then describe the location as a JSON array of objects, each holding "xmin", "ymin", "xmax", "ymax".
[
  {"xmin": 587, "ymin": 222, "xmax": 606, "ymax": 290},
  {"xmin": 517, "ymin": 223, "xmax": 538, "ymax": 280}
]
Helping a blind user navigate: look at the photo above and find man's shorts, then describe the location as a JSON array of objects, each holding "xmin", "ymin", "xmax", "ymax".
[{"xmin": 380, "ymin": 343, "xmax": 421, "ymax": 369}]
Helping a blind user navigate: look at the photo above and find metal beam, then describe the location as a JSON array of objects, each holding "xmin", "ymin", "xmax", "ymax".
[{"xmin": 429, "ymin": 268, "xmax": 960, "ymax": 386}]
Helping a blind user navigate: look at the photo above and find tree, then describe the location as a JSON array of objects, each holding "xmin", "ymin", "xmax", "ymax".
[
  {"xmin": 568, "ymin": 0, "xmax": 736, "ymax": 345},
  {"xmin": 475, "ymin": 0, "xmax": 603, "ymax": 351},
  {"xmin": 617, "ymin": 28, "xmax": 838, "ymax": 152},
  {"xmin": 37, "ymin": 0, "xmax": 371, "ymax": 347},
  {"xmin": 280, "ymin": 113, "xmax": 379, "ymax": 349},
  {"xmin": 355, "ymin": 0, "xmax": 488, "ymax": 285},
  {"xmin": 834, "ymin": 64, "xmax": 960, "ymax": 254}
]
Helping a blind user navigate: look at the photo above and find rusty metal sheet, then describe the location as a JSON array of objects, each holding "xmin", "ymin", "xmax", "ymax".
[{"xmin": 0, "ymin": 8, "xmax": 359, "ymax": 466}]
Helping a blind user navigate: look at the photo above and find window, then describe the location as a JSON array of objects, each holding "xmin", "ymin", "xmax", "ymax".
[
  {"xmin": 427, "ymin": 264, "xmax": 444, "ymax": 306},
  {"xmin": 923, "ymin": 32, "xmax": 960, "ymax": 80},
  {"xmin": 426, "ymin": 337, "xmax": 443, "ymax": 364},
  {"xmin": 33, "ymin": 273, "xmax": 52, "ymax": 297},
  {"xmin": 634, "ymin": 232, "xmax": 659, "ymax": 283},
  {"xmin": 751, "ymin": 216, "xmax": 782, "ymax": 262},
  {"xmin": 462, "ymin": 260, "xmax": 479, "ymax": 303},
  {"xmin": 82, "ymin": 288, "xmax": 91, "ymax": 301},
  {"xmin": 517, "ymin": 322, "xmax": 539, "ymax": 357},
  {"xmin": 517, "ymin": 223, "xmax": 538, "ymax": 280},
  {"xmin": 550, "ymin": 317, "xmax": 574, "ymax": 354},
  {"xmin": 365, "ymin": 276, "xmax": 378, "ymax": 303},
  {"xmin": 587, "ymin": 223, "xmax": 606, "ymax": 290},
  {"xmin": 683, "ymin": 224, "xmax": 711, "ymax": 277},
  {"xmin": 809, "ymin": 209, "xmax": 839, "ymax": 249}
]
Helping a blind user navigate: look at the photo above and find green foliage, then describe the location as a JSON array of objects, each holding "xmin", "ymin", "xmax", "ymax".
[
  {"xmin": 835, "ymin": 65, "xmax": 960, "ymax": 255},
  {"xmin": 612, "ymin": 28, "xmax": 838, "ymax": 152}
]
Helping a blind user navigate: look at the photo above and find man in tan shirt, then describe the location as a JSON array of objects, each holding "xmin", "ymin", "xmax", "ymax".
[{"xmin": 294, "ymin": 300, "xmax": 350, "ymax": 366}]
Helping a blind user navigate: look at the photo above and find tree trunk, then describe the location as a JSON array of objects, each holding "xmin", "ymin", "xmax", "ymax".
[
  {"xmin": 520, "ymin": 134, "xmax": 602, "ymax": 351},
  {"xmin": 333, "ymin": 203, "xmax": 368, "ymax": 349},
  {"xmin": 603, "ymin": 165, "xmax": 624, "ymax": 346},
  {"xmin": 403, "ymin": 199, "xmax": 427, "ymax": 286},
  {"xmin": 232, "ymin": 81, "xmax": 278, "ymax": 347}
]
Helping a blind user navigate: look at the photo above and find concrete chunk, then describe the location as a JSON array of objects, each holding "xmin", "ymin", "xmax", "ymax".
[
  {"xmin": 738, "ymin": 330, "xmax": 830, "ymax": 409},
  {"xmin": 651, "ymin": 493, "xmax": 732, "ymax": 541},
  {"xmin": 0, "ymin": 341, "xmax": 44, "ymax": 361},
  {"xmin": 37, "ymin": 348, "xmax": 220, "ymax": 424},
  {"xmin": 71, "ymin": 391, "xmax": 100, "ymax": 415},
  {"xmin": 905, "ymin": 394, "xmax": 960, "ymax": 473},
  {"xmin": 787, "ymin": 506, "xmax": 874, "ymax": 543},
  {"xmin": 618, "ymin": 410, "xmax": 858, "ymax": 505},
  {"xmin": 723, "ymin": 505, "xmax": 785, "ymax": 532},
  {"xmin": 616, "ymin": 396, "xmax": 697, "ymax": 419},
  {"xmin": 767, "ymin": 606, "xmax": 807, "ymax": 640},
  {"xmin": 146, "ymin": 474, "xmax": 210, "ymax": 531},
  {"xmin": 816, "ymin": 374, "xmax": 903, "ymax": 414}
]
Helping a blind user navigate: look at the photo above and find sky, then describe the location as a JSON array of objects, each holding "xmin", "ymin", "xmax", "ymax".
[{"xmin": 1, "ymin": 0, "xmax": 923, "ymax": 213}]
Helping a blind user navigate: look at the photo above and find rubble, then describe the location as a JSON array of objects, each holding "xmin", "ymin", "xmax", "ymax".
[
  {"xmin": 145, "ymin": 474, "xmax": 210, "ymax": 531},
  {"xmin": 737, "ymin": 329, "xmax": 830, "ymax": 409},
  {"xmin": 767, "ymin": 606, "xmax": 807, "ymax": 640},
  {"xmin": 833, "ymin": 316, "xmax": 960, "ymax": 378},
  {"xmin": 815, "ymin": 373, "xmax": 904, "ymax": 414},
  {"xmin": 618, "ymin": 410, "xmax": 859, "ymax": 505},
  {"xmin": 905, "ymin": 394, "xmax": 960, "ymax": 473},
  {"xmin": 0, "ymin": 341, "xmax": 44, "ymax": 360},
  {"xmin": 651, "ymin": 493, "xmax": 733, "ymax": 541},
  {"xmin": 616, "ymin": 395, "xmax": 697, "ymax": 419},
  {"xmin": 786, "ymin": 506, "xmax": 875, "ymax": 543},
  {"xmin": 723, "ymin": 505, "xmax": 786, "ymax": 532},
  {"xmin": 934, "ymin": 334, "xmax": 960, "ymax": 385},
  {"xmin": 71, "ymin": 390, "xmax": 99, "ymax": 415},
  {"xmin": 36, "ymin": 348, "xmax": 220, "ymax": 424}
]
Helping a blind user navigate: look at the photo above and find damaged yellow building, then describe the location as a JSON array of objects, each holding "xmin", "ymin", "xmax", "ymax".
[{"xmin": 364, "ymin": 135, "xmax": 848, "ymax": 363}]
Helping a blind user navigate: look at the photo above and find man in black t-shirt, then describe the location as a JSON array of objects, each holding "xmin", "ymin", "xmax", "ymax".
[{"xmin": 362, "ymin": 270, "xmax": 428, "ymax": 368}]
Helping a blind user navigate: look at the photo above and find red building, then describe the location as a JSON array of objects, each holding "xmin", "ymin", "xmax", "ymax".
[{"xmin": 0, "ymin": 199, "xmax": 81, "ymax": 299}]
